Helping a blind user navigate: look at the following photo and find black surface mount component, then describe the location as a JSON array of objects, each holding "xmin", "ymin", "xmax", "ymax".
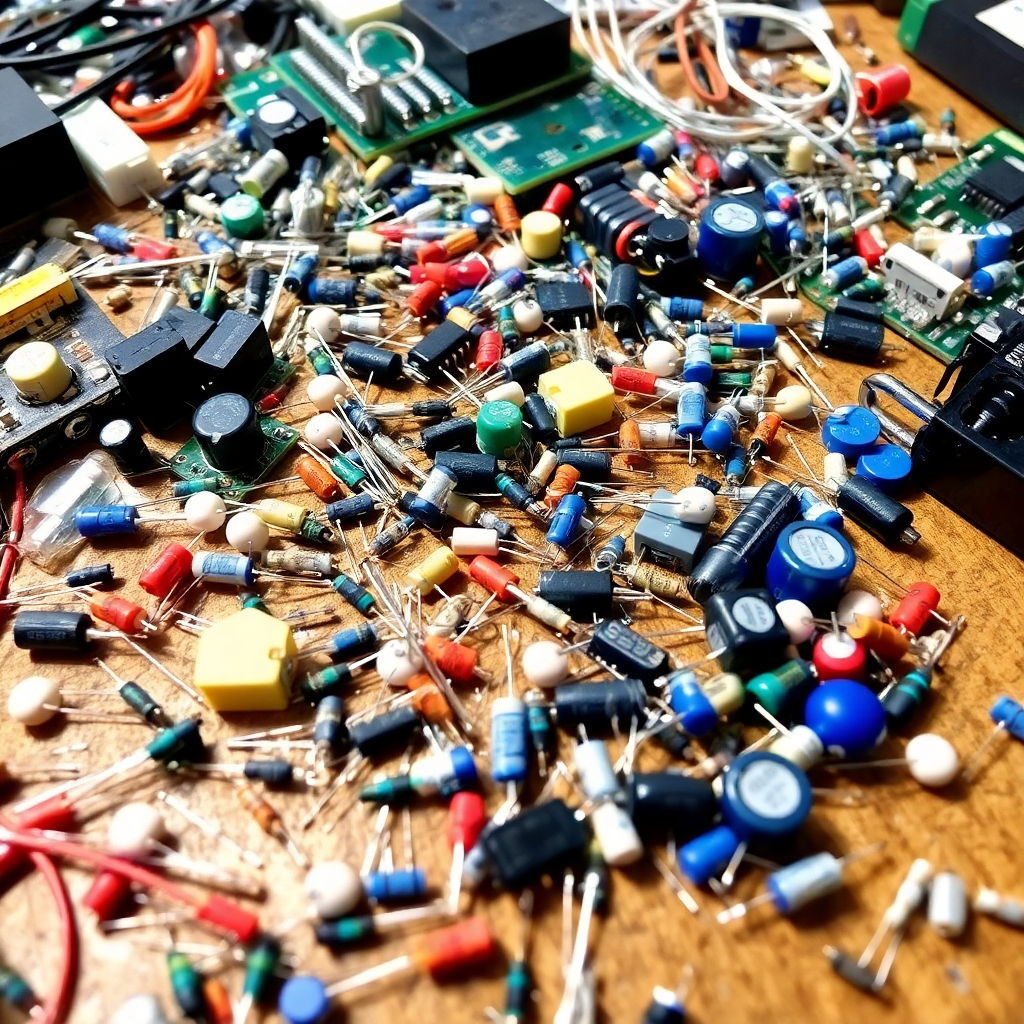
[{"xmin": 962, "ymin": 157, "xmax": 1024, "ymax": 219}]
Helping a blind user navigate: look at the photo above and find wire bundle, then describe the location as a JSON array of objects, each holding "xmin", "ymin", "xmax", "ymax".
[{"xmin": 569, "ymin": 0, "xmax": 860, "ymax": 165}]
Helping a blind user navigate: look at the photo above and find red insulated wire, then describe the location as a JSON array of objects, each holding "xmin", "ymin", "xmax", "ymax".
[{"xmin": 0, "ymin": 454, "xmax": 27, "ymax": 603}]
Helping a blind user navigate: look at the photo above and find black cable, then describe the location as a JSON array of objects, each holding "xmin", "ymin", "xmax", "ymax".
[
  {"xmin": 50, "ymin": 38, "xmax": 167, "ymax": 115},
  {"xmin": 0, "ymin": 0, "xmax": 106, "ymax": 52},
  {"xmin": 0, "ymin": 0, "xmax": 235, "ymax": 67}
]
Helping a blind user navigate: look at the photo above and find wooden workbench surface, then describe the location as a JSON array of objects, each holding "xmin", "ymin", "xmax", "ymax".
[{"xmin": 3, "ymin": 4, "xmax": 1023, "ymax": 1023}]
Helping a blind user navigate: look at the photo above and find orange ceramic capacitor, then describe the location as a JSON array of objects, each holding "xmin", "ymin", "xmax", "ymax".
[
  {"xmin": 202, "ymin": 978, "xmax": 234, "ymax": 1024},
  {"xmin": 890, "ymin": 582, "xmax": 941, "ymax": 637},
  {"xmin": 847, "ymin": 614, "xmax": 911, "ymax": 660},
  {"xmin": 411, "ymin": 916, "xmax": 496, "ymax": 978},
  {"xmin": 407, "ymin": 673, "xmax": 452, "ymax": 724},
  {"xmin": 423, "ymin": 636, "xmax": 479, "ymax": 685},
  {"xmin": 468, "ymin": 555, "xmax": 520, "ymax": 601},
  {"xmin": 542, "ymin": 183, "xmax": 575, "ymax": 220},
  {"xmin": 493, "ymin": 194, "xmax": 521, "ymax": 233},
  {"xmin": 543, "ymin": 465, "xmax": 581, "ymax": 510},
  {"xmin": 89, "ymin": 594, "xmax": 148, "ymax": 633},
  {"xmin": 405, "ymin": 280, "xmax": 444, "ymax": 318},
  {"xmin": 295, "ymin": 454, "xmax": 343, "ymax": 502},
  {"xmin": 618, "ymin": 419, "xmax": 643, "ymax": 468}
]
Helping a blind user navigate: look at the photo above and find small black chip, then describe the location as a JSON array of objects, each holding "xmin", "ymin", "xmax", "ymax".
[{"xmin": 962, "ymin": 157, "xmax": 1024, "ymax": 218}]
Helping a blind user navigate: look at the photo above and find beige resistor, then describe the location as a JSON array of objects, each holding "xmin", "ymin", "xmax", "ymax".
[
  {"xmin": 365, "ymin": 269, "xmax": 399, "ymax": 291},
  {"xmin": 896, "ymin": 155, "xmax": 919, "ymax": 184},
  {"xmin": 911, "ymin": 226, "xmax": 950, "ymax": 253},
  {"xmin": 620, "ymin": 562, "xmax": 688, "ymax": 601},
  {"xmin": 445, "ymin": 494, "xmax": 482, "ymax": 526},
  {"xmin": 104, "ymin": 285, "xmax": 132, "ymax": 312},
  {"xmin": 254, "ymin": 498, "xmax": 308, "ymax": 533},
  {"xmin": 786, "ymin": 137, "xmax": 815, "ymax": 175},
  {"xmin": 347, "ymin": 231, "xmax": 386, "ymax": 257},
  {"xmin": 760, "ymin": 298, "xmax": 804, "ymax": 326}
]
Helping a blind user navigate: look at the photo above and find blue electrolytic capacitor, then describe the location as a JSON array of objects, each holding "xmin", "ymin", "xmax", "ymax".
[
  {"xmin": 662, "ymin": 296, "xmax": 704, "ymax": 320},
  {"xmin": 766, "ymin": 521, "xmax": 856, "ymax": 610},
  {"xmin": 797, "ymin": 486, "xmax": 845, "ymax": 531},
  {"xmin": 326, "ymin": 622, "xmax": 380, "ymax": 661},
  {"xmin": 765, "ymin": 210, "xmax": 789, "ymax": 255},
  {"xmin": 721, "ymin": 750, "xmax": 813, "ymax": 838},
  {"xmin": 701, "ymin": 403, "xmax": 741, "ymax": 454},
  {"xmin": 441, "ymin": 287, "xmax": 475, "ymax": 316},
  {"xmin": 278, "ymin": 976, "xmax": 329, "ymax": 1024},
  {"xmin": 719, "ymin": 148, "xmax": 751, "ymax": 189},
  {"xmin": 75, "ymin": 505, "xmax": 140, "ymax": 537},
  {"xmin": 821, "ymin": 405, "xmax": 881, "ymax": 457},
  {"xmin": 325, "ymin": 494, "xmax": 376, "ymax": 524},
  {"xmin": 821, "ymin": 256, "xmax": 868, "ymax": 292},
  {"xmin": 764, "ymin": 852, "xmax": 847, "ymax": 914},
  {"xmin": 675, "ymin": 382, "xmax": 707, "ymax": 438},
  {"xmin": 284, "ymin": 253, "xmax": 318, "ymax": 293},
  {"xmin": 491, "ymin": 696, "xmax": 528, "ymax": 782},
  {"xmin": 307, "ymin": 277, "xmax": 356, "ymax": 304},
  {"xmin": 679, "ymin": 823, "xmax": 743, "ymax": 885},
  {"xmin": 364, "ymin": 867, "xmax": 427, "ymax": 903},
  {"xmin": 787, "ymin": 221, "xmax": 807, "ymax": 255},
  {"xmin": 683, "ymin": 335, "xmax": 713, "ymax": 384},
  {"xmin": 547, "ymin": 493, "xmax": 587, "ymax": 549},
  {"xmin": 731, "ymin": 323, "xmax": 777, "ymax": 349},
  {"xmin": 975, "ymin": 222, "xmax": 1013, "ymax": 267},
  {"xmin": 195, "ymin": 230, "xmax": 236, "ymax": 263},
  {"xmin": 763, "ymin": 179, "xmax": 798, "ymax": 216},
  {"xmin": 697, "ymin": 198, "xmax": 765, "ymax": 281},
  {"xmin": 464, "ymin": 203, "xmax": 493, "ymax": 228},
  {"xmin": 969, "ymin": 260, "xmax": 1015, "ymax": 298},
  {"xmin": 990, "ymin": 695, "xmax": 1024, "ymax": 739},
  {"xmin": 568, "ymin": 240, "xmax": 589, "ymax": 270},
  {"xmin": 666, "ymin": 671, "xmax": 718, "ymax": 735},
  {"xmin": 593, "ymin": 534, "xmax": 627, "ymax": 571},
  {"xmin": 804, "ymin": 679, "xmax": 886, "ymax": 758},
  {"xmin": 636, "ymin": 128, "xmax": 676, "ymax": 168},
  {"xmin": 92, "ymin": 222, "xmax": 132, "ymax": 253},
  {"xmin": 856, "ymin": 443, "xmax": 913, "ymax": 493},
  {"xmin": 192, "ymin": 552, "xmax": 256, "ymax": 586},
  {"xmin": 392, "ymin": 184, "xmax": 431, "ymax": 215},
  {"xmin": 724, "ymin": 443, "xmax": 747, "ymax": 483}
]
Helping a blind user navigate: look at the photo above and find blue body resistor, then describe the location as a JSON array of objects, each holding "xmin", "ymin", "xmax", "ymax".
[
  {"xmin": 491, "ymin": 696, "xmax": 528, "ymax": 782},
  {"xmin": 798, "ymin": 486, "xmax": 845, "ymax": 531},
  {"xmin": 701, "ymin": 403, "xmax": 741, "ymax": 454},
  {"xmin": 730, "ymin": 323, "xmax": 777, "ymax": 350},
  {"xmin": 547, "ymin": 494, "xmax": 587, "ymax": 550},
  {"xmin": 392, "ymin": 184, "xmax": 431, "ymax": 216},
  {"xmin": 195, "ymin": 230, "xmax": 236, "ymax": 266},
  {"xmin": 326, "ymin": 622, "xmax": 380, "ymax": 662},
  {"xmin": 76, "ymin": 505, "xmax": 140, "ymax": 537},
  {"xmin": 970, "ymin": 260, "xmax": 1015, "ymax": 298},
  {"xmin": 675, "ymin": 382, "xmax": 707, "ymax": 439},
  {"xmin": 284, "ymin": 253, "xmax": 319, "ymax": 294},
  {"xmin": 875, "ymin": 120, "xmax": 922, "ymax": 146},
  {"xmin": 683, "ymin": 335, "xmax": 713, "ymax": 384},
  {"xmin": 325, "ymin": 494, "xmax": 377, "ymax": 525},
  {"xmin": 441, "ymin": 288, "xmax": 475, "ymax": 316},
  {"xmin": 364, "ymin": 867, "xmax": 427, "ymax": 904},
  {"xmin": 724, "ymin": 443, "xmax": 747, "ymax": 484},
  {"xmin": 822, "ymin": 256, "xmax": 868, "ymax": 292},
  {"xmin": 593, "ymin": 535, "xmax": 627, "ymax": 572},
  {"xmin": 92, "ymin": 222, "xmax": 132, "ymax": 253},
  {"xmin": 660, "ymin": 296, "xmax": 704, "ymax": 320},
  {"xmin": 975, "ymin": 222, "xmax": 1013, "ymax": 267},
  {"xmin": 307, "ymin": 278, "xmax": 356, "ymax": 305},
  {"xmin": 192, "ymin": 552, "xmax": 256, "ymax": 586}
]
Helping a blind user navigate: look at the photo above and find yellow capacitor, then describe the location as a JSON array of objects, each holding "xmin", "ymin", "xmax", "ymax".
[
  {"xmin": 6, "ymin": 341, "xmax": 73, "ymax": 402},
  {"xmin": 406, "ymin": 545, "xmax": 460, "ymax": 595},
  {"xmin": 193, "ymin": 608, "xmax": 296, "ymax": 711},
  {"xmin": 792, "ymin": 55, "xmax": 832, "ymax": 86},
  {"xmin": 0, "ymin": 262, "xmax": 78, "ymax": 340},
  {"xmin": 786, "ymin": 137, "xmax": 815, "ymax": 175},
  {"xmin": 519, "ymin": 211, "xmax": 563, "ymax": 260},
  {"xmin": 364, "ymin": 155, "xmax": 393, "ymax": 187},
  {"xmin": 537, "ymin": 360, "xmax": 616, "ymax": 437},
  {"xmin": 446, "ymin": 306, "xmax": 479, "ymax": 331},
  {"xmin": 255, "ymin": 498, "xmax": 308, "ymax": 533}
]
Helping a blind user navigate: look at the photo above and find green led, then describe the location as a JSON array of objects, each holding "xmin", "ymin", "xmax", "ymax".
[{"xmin": 307, "ymin": 347, "xmax": 334, "ymax": 375}]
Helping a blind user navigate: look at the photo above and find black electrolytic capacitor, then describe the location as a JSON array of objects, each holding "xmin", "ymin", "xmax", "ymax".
[
  {"xmin": 65, "ymin": 563, "xmax": 115, "ymax": 589},
  {"xmin": 421, "ymin": 417, "xmax": 478, "ymax": 456},
  {"xmin": 483, "ymin": 799, "xmax": 589, "ymax": 889},
  {"xmin": 553, "ymin": 679, "xmax": 649, "ymax": 735},
  {"xmin": 348, "ymin": 705, "xmax": 421, "ymax": 760},
  {"xmin": 588, "ymin": 618, "xmax": 670, "ymax": 688},
  {"xmin": 836, "ymin": 475, "xmax": 920, "ymax": 546},
  {"xmin": 341, "ymin": 341, "xmax": 404, "ymax": 384},
  {"xmin": 14, "ymin": 610, "xmax": 96, "ymax": 651},
  {"xmin": 688, "ymin": 480, "xmax": 801, "ymax": 604},
  {"xmin": 521, "ymin": 393, "xmax": 558, "ymax": 445},
  {"xmin": 98, "ymin": 418, "xmax": 154, "ymax": 475},
  {"xmin": 538, "ymin": 570, "xmax": 615, "ymax": 620},
  {"xmin": 624, "ymin": 772, "xmax": 718, "ymax": 840},
  {"xmin": 556, "ymin": 448, "xmax": 613, "ymax": 481},
  {"xmin": 603, "ymin": 263, "xmax": 642, "ymax": 336},
  {"xmin": 243, "ymin": 266, "xmax": 271, "ymax": 317},
  {"xmin": 434, "ymin": 451, "xmax": 499, "ymax": 491}
]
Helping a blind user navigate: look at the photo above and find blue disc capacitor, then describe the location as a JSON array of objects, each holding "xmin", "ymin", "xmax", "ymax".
[
  {"xmin": 804, "ymin": 679, "xmax": 886, "ymax": 758},
  {"xmin": 821, "ymin": 405, "xmax": 881, "ymax": 457},
  {"xmin": 720, "ymin": 750, "xmax": 813, "ymax": 838},
  {"xmin": 278, "ymin": 976, "xmax": 329, "ymax": 1024},
  {"xmin": 697, "ymin": 198, "xmax": 765, "ymax": 282},
  {"xmin": 766, "ymin": 521, "xmax": 856, "ymax": 610},
  {"xmin": 856, "ymin": 443, "xmax": 912, "ymax": 493},
  {"xmin": 701, "ymin": 403, "xmax": 740, "ymax": 454}
]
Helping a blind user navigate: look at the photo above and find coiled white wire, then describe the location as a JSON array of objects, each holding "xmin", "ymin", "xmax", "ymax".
[{"xmin": 569, "ymin": 0, "xmax": 859, "ymax": 165}]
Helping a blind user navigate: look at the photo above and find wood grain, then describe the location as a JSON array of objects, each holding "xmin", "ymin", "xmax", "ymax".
[{"xmin": 2, "ymin": 5, "xmax": 1023, "ymax": 1023}]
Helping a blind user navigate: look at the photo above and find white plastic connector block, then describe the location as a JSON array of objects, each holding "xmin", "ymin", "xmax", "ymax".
[
  {"xmin": 298, "ymin": 0, "xmax": 402, "ymax": 34},
  {"xmin": 61, "ymin": 99, "xmax": 164, "ymax": 207}
]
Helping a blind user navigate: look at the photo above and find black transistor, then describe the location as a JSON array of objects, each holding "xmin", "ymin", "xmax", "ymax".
[
  {"xmin": 703, "ymin": 588, "xmax": 790, "ymax": 673},
  {"xmin": 536, "ymin": 281, "xmax": 595, "ymax": 329},
  {"xmin": 588, "ymin": 618, "xmax": 670, "ymax": 689},
  {"xmin": 482, "ymin": 799, "xmax": 589, "ymax": 889}
]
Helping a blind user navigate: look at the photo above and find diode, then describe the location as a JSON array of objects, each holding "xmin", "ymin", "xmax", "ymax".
[
  {"xmin": 277, "ymin": 918, "xmax": 495, "ymax": 1023},
  {"xmin": 717, "ymin": 843, "xmax": 884, "ymax": 924},
  {"xmin": 491, "ymin": 625, "xmax": 528, "ymax": 785},
  {"xmin": 825, "ymin": 858, "xmax": 934, "ymax": 994},
  {"xmin": 314, "ymin": 903, "xmax": 450, "ymax": 949},
  {"xmin": 880, "ymin": 617, "xmax": 964, "ymax": 731}
]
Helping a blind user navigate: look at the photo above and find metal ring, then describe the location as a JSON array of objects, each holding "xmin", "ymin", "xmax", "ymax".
[{"xmin": 347, "ymin": 22, "xmax": 426, "ymax": 87}]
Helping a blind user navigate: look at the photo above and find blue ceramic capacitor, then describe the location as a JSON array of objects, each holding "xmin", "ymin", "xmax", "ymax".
[
  {"xmin": 278, "ymin": 976, "xmax": 329, "ymax": 1024},
  {"xmin": 766, "ymin": 521, "xmax": 855, "ymax": 610},
  {"xmin": 697, "ymin": 198, "xmax": 765, "ymax": 281},
  {"xmin": 856, "ymin": 443, "xmax": 913, "ymax": 493},
  {"xmin": 804, "ymin": 679, "xmax": 886, "ymax": 758},
  {"xmin": 821, "ymin": 405, "xmax": 881, "ymax": 457}
]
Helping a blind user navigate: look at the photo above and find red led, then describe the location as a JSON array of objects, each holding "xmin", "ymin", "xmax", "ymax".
[
  {"xmin": 130, "ymin": 237, "xmax": 176, "ymax": 261},
  {"xmin": 447, "ymin": 792, "xmax": 487, "ymax": 851},
  {"xmin": 90, "ymin": 594, "xmax": 147, "ymax": 633},
  {"xmin": 854, "ymin": 229, "xmax": 885, "ymax": 268},
  {"xmin": 475, "ymin": 330, "xmax": 504, "ymax": 372},
  {"xmin": 542, "ymin": 182, "xmax": 575, "ymax": 220},
  {"xmin": 611, "ymin": 365, "xmax": 658, "ymax": 395},
  {"xmin": 855, "ymin": 63, "xmax": 912, "ymax": 117},
  {"xmin": 139, "ymin": 542, "xmax": 193, "ymax": 598},
  {"xmin": 695, "ymin": 152, "xmax": 720, "ymax": 184},
  {"xmin": 423, "ymin": 635, "xmax": 478, "ymax": 685},
  {"xmin": 405, "ymin": 281, "xmax": 444, "ymax": 318},
  {"xmin": 813, "ymin": 631, "xmax": 868, "ymax": 681},
  {"xmin": 82, "ymin": 869, "xmax": 132, "ymax": 921},
  {"xmin": 890, "ymin": 581, "xmax": 941, "ymax": 637},
  {"xmin": 468, "ymin": 555, "xmax": 520, "ymax": 601}
]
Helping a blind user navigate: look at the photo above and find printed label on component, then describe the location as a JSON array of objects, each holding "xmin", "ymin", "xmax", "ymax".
[
  {"xmin": 712, "ymin": 202, "xmax": 759, "ymax": 233},
  {"xmin": 790, "ymin": 527, "xmax": 846, "ymax": 570},
  {"xmin": 977, "ymin": 2, "xmax": 1024, "ymax": 49},
  {"xmin": 471, "ymin": 123, "xmax": 522, "ymax": 153},
  {"xmin": 731, "ymin": 596, "xmax": 775, "ymax": 633},
  {"xmin": 736, "ymin": 760, "xmax": 802, "ymax": 819}
]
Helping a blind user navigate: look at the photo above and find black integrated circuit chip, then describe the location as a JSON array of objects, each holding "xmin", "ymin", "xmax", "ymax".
[{"xmin": 962, "ymin": 156, "xmax": 1024, "ymax": 218}]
